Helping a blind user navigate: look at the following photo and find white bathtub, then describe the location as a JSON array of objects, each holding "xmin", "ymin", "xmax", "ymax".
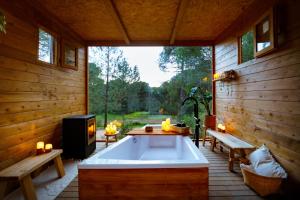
[
  {"xmin": 79, "ymin": 135, "xmax": 209, "ymax": 169},
  {"xmin": 78, "ymin": 135, "xmax": 209, "ymax": 199}
]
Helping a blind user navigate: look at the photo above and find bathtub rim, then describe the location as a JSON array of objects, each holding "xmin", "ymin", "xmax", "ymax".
[{"xmin": 78, "ymin": 135, "xmax": 209, "ymax": 169}]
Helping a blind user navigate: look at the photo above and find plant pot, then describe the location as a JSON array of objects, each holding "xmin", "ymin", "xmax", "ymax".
[{"xmin": 204, "ymin": 115, "xmax": 216, "ymax": 130}]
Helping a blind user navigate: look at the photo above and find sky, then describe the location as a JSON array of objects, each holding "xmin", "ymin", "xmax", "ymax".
[{"xmin": 119, "ymin": 47, "xmax": 176, "ymax": 87}]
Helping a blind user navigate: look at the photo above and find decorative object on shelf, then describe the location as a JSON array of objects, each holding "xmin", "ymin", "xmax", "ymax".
[
  {"xmin": 0, "ymin": 10, "xmax": 6, "ymax": 34},
  {"xmin": 217, "ymin": 123, "xmax": 226, "ymax": 133},
  {"xmin": 254, "ymin": 7, "xmax": 276, "ymax": 57},
  {"xmin": 161, "ymin": 118, "xmax": 171, "ymax": 131},
  {"xmin": 145, "ymin": 126, "xmax": 153, "ymax": 132},
  {"xmin": 190, "ymin": 77, "xmax": 216, "ymax": 130},
  {"xmin": 45, "ymin": 143, "xmax": 53, "ymax": 153},
  {"xmin": 213, "ymin": 73, "xmax": 220, "ymax": 80},
  {"xmin": 36, "ymin": 141, "xmax": 45, "ymax": 155},
  {"xmin": 213, "ymin": 70, "xmax": 237, "ymax": 82}
]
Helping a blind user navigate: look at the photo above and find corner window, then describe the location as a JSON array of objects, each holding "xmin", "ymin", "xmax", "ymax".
[
  {"xmin": 38, "ymin": 28, "xmax": 56, "ymax": 64},
  {"xmin": 240, "ymin": 31, "xmax": 254, "ymax": 63}
]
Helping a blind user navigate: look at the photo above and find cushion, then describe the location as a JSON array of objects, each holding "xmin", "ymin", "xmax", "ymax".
[
  {"xmin": 247, "ymin": 144, "xmax": 273, "ymax": 168},
  {"xmin": 254, "ymin": 160, "xmax": 288, "ymax": 178},
  {"xmin": 246, "ymin": 144, "xmax": 288, "ymax": 178}
]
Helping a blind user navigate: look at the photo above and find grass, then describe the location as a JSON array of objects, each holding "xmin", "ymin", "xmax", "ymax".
[
  {"xmin": 96, "ymin": 112, "xmax": 173, "ymax": 128},
  {"xmin": 96, "ymin": 111, "xmax": 207, "ymax": 139}
]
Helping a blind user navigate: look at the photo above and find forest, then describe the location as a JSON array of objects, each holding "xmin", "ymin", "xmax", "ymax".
[{"xmin": 88, "ymin": 47, "xmax": 212, "ymax": 132}]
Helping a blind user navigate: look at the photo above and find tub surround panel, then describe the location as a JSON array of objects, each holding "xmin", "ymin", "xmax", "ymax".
[
  {"xmin": 79, "ymin": 168, "xmax": 208, "ymax": 200},
  {"xmin": 79, "ymin": 135, "xmax": 209, "ymax": 199}
]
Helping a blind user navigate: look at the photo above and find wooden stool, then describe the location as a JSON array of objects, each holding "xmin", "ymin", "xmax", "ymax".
[{"xmin": 104, "ymin": 132, "xmax": 118, "ymax": 147}]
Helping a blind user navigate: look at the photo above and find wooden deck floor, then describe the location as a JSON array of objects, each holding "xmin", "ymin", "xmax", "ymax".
[{"xmin": 56, "ymin": 143, "xmax": 264, "ymax": 200}]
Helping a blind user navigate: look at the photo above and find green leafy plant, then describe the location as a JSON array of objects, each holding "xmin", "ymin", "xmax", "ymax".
[
  {"xmin": 190, "ymin": 77, "xmax": 212, "ymax": 116},
  {"xmin": 0, "ymin": 10, "xmax": 6, "ymax": 34}
]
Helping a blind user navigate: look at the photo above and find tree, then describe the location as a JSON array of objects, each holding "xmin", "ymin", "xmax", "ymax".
[
  {"xmin": 89, "ymin": 47, "xmax": 142, "ymax": 126},
  {"xmin": 158, "ymin": 47, "xmax": 212, "ymax": 116},
  {"xmin": 241, "ymin": 31, "xmax": 254, "ymax": 63},
  {"xmin": 89, "ymin": 47, "xmax": 124, "ymax": 127},
  {"xmin": 88, "ymin": 63, "xmax": 105, "ymax": 114},
  {"xmin": 109, "ymin": 58, "xmax": 141, "ymax": 115}
]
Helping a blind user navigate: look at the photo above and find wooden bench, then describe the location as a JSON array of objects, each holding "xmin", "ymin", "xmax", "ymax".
[
  {"xmin": 0, "ymin": 149, "xmax": 65, "ymax": 200},
  {"xmin": 207, "ymin": 129, "xmax": 255, "ymax": 171}
]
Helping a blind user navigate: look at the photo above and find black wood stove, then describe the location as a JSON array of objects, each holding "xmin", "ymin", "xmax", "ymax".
[{"xmin": 62, "ymin": 114, "xmax": 96, "ymax": 159}]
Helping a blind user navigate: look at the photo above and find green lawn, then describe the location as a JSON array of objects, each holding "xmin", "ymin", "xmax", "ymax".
[
  {"xmin": 96, "ymin": 111, "xmax": 207, "ymax": 139},
  {"xmin": 96, "ymin": 112, "xmax": 173, "ymax": 128}
]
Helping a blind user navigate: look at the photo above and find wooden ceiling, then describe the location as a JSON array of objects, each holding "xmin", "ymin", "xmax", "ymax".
[{"xmin": 35, "ymin": 0, "xmax": 256, "ymax": 46}]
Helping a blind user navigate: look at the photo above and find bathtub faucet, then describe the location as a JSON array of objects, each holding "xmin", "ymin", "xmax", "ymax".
[{"xmin": 182, "ymin": 97, "xmax": 201, "ymax": 148}]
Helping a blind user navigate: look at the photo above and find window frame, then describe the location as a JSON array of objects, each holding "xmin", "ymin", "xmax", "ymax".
[
  {"xmin": 61, "ymin": 39, "xmax": 78, "ymax": 70},
  {"xmin": 37, "ymin": 27, "xmax": 58, "ymax": 66},
  {"xmin": 253, "ymin": 8, "xmax": 276, "ymax": 57},
  {"xmin": 238, "ymin": 30, "xmax": 254, "ymax": 64}
]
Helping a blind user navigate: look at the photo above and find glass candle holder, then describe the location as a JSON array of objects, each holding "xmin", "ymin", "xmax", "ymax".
[
  {"xmin": 45, "ymin": 143, "xmax": 53, "ymax": 153},
  {"xmin": 36, "ymin": 141, "xmax": 45, "ymax": 155}
]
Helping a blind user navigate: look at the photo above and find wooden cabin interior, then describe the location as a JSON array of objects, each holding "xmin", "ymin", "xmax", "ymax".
[{"xmin": 0, "ymin": 0, "xmax": 299, "ymax": 199}]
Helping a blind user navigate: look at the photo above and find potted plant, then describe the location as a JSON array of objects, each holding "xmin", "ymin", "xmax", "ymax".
[{"xmin": 190, "ymin": 77, "xmax": 216, "ymax": 129}]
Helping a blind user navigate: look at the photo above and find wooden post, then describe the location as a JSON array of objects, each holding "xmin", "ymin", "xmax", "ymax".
[
  {"xmin": 20, "ymin": 175, "xmax": 37, "ymax": 200},
  {"xmin": 0, "ymin": 181, "xmax": 7, "ymax": 199},
  {"xmin": 240, "ymin": 149, "xmax": 246, "ymax": 158},
  {"xmin": 85, "ymin": 46, "xmax": 89, "ymax": 115},
  {"xmin": 211, "ymin": 137, "xmax": 216, "ymax": 152},
  {"xmin": 212, "ymin": 45, "xmax": 216, "ymax": 116},
  {"xmin": 229, "ymin": 149, "xmax": 235, "ymax": 171},
  {"xmin": 54, "ymin": 155, "xmax": 65, "ymax": 178}
]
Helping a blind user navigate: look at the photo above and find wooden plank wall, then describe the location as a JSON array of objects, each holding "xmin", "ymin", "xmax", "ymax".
[
  {"xmin": 214, "ymin": 0, "xmax": 300, "ymax": 191},
  {"xmin": 0, "ymin": 2, "xmax": 87, "ymax": 170}
]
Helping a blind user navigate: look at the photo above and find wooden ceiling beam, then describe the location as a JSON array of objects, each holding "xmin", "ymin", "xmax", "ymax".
[
  {"xmin": 170, "ymin": 0, "xmax": 190, "ymax": 45},
  {"xmin": 103, "ymin": 0, "xmax": 130, "ymax": 44},
  {"xmin": 86, "ymin": 40, "xmax": 214, "ymax": 47}
]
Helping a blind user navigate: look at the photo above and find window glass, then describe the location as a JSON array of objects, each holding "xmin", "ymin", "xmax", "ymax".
[
  {"xmin": 256, "ymin": 16, "xmax": 271, "ymax": 52},
  {"xmin": 38, "ymin": 28, "xmax": 56, "ymax": 64},
  {"xmin": 241, "ymin": 31, "xmax": 254, "ymax": 63},
  {"xmin": 64, "ymin": 45, "xmax": 76, "ymax": 66}
]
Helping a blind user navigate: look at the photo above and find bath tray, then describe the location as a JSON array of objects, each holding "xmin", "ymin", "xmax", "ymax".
[
  {"xmin": 127, "ymin": 125, "xmax": 191, "ymax": 136},
  {"xmin": 169, "ymin": 125, "xmax": 190, "ymax": 136}
]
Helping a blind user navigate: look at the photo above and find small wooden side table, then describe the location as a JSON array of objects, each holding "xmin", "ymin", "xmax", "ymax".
[{"xmin": 104, "ymin": 132, "xmax": 119, "ymax": 147}]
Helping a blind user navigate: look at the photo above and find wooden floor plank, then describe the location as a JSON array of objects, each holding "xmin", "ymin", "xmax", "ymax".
[{"xmin": 56, "ymin": 142, "xmax": 267, "ymax": 200}]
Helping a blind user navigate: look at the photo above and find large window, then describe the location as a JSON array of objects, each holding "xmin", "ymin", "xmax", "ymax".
[
  {"xmin": 240, "ymin": 31, "xmax": 254, "ymax": 63},
  {"xmin": 38, "ymin": 28, "xmax": 56, "ymax": 64}
]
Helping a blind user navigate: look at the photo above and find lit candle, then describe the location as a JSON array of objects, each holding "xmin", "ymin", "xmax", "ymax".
[
  {"xmin": 36, "ymin": 141, "xmax": 44, "ymax": 155},
  {"xmin": 45, "ymin": 143, "xmax": 53, "ymax": 153},
  {"xmin": 217, "ymin": 123, "xmax": 226, "ymax": 133},
  {"xmin": 161, "ymin": 118, "xmax": 171, "ymax": 131},
  {"xmin": 213, "ymin": 73, "xmax": 220, "ymax": 80}
]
